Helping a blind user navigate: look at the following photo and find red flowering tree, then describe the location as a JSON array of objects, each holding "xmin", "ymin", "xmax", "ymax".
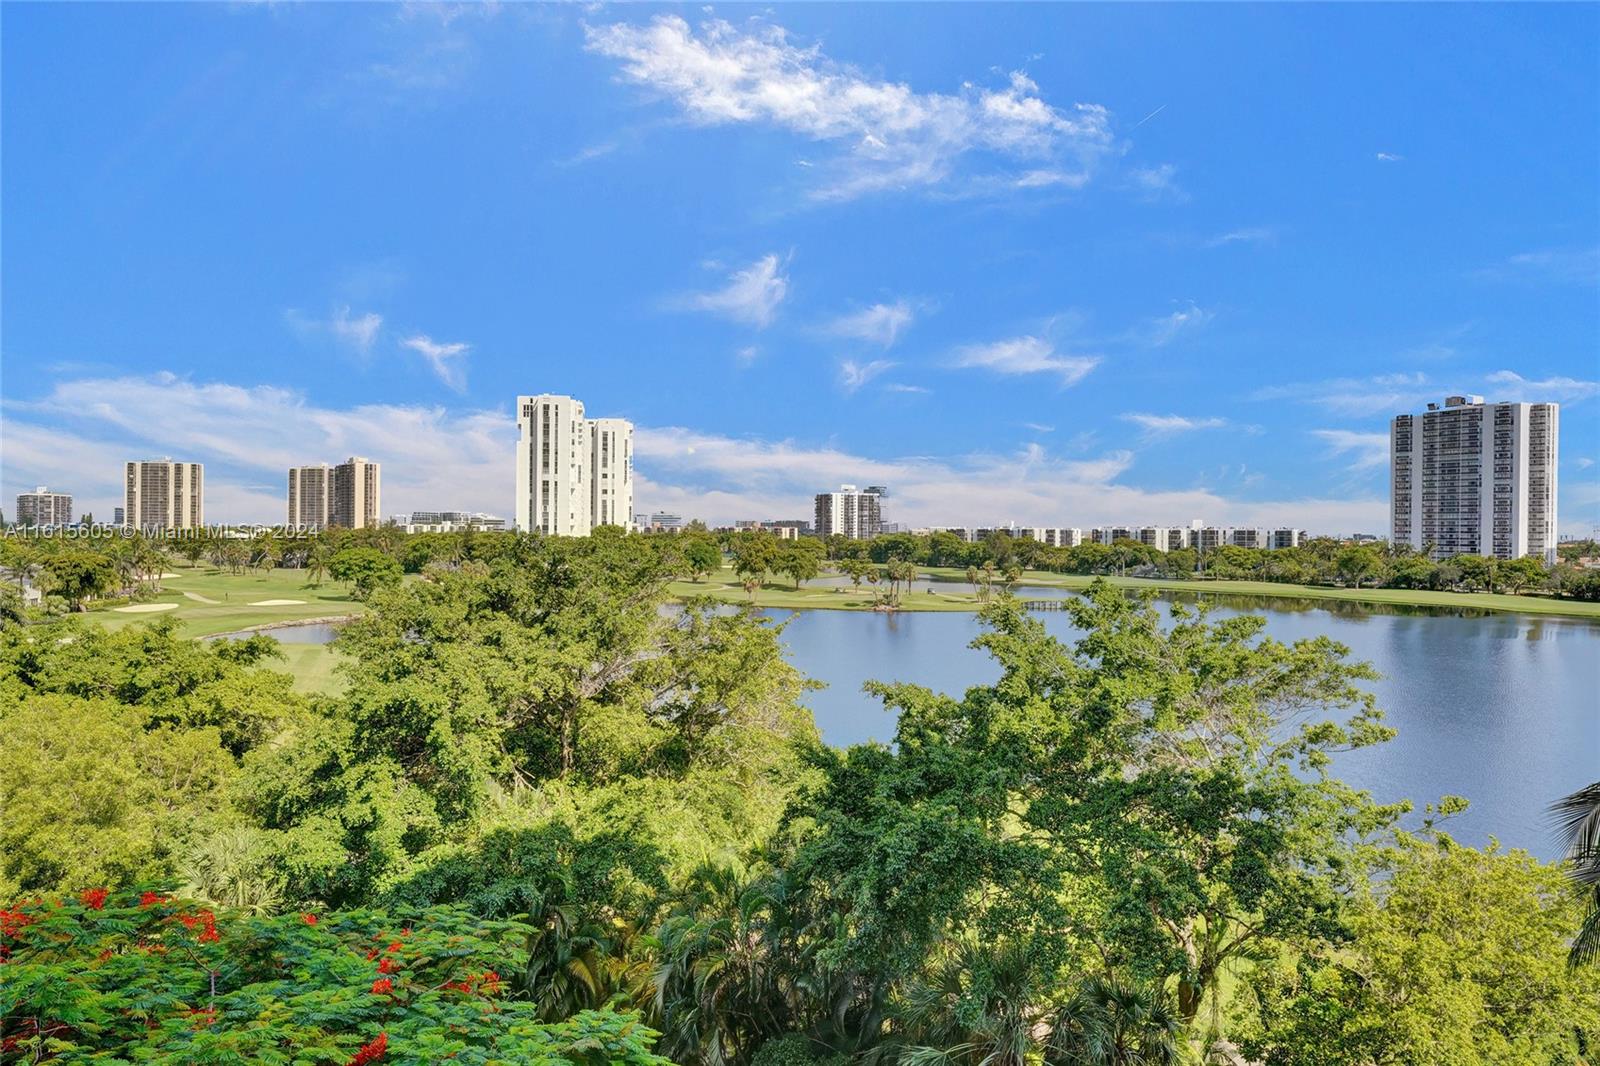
[{"xmin": 0, "ymin": 888, "xmax": 668, "ymax": 1064}]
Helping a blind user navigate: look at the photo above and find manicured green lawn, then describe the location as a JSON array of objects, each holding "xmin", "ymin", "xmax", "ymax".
[
  {"xmin": 271, "ymin": 643, "xmax": 349, "ymax": 695},
  {"xmin": 86, "ymin": 565, "xmax": 366, "ymax": 638},
  {"xmin": 670, "ymin": 564, "xmax": 1600, "ymax": 619}
]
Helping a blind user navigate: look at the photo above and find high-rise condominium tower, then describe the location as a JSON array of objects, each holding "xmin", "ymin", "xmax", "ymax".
[
  {"xmin": 514, "ymin": 394, "xmax": 634, "ymax": 536},
  {"xmin": 15, "ymin": 486, "xmax": 73, "ymax": 527},
  {"xmin": 814, "ymin": 485, "xmax": 884, "ymax": 540},
  {"xmin": 288, "ymin": 458, "xmax": 381, "ymax": 529},
  {"xmin": 125, "ymin": 459, "xmax": 204, "ymax": 531},
  {"xmin": 1390, "ymin": 395, "xmax": 1559, "ymax": 563},
  {"xmin": 588, "ymin": 417, "xmax": 634, "ymax": 530}
]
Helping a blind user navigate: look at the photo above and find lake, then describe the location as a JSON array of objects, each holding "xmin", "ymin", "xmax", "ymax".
[{"xmin": 761, "ymin": 597, "xmax": 1600, "ymax": 861}]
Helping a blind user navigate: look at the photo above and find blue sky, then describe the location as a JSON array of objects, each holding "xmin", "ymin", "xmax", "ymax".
[{"xmin": 3, "ymin": 2, "xmax": 1596, "ymax": 534}]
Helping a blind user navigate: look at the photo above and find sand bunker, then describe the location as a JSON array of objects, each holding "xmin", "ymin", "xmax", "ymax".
[
  {"xmin": 182, "ymin": 591, "xmax": 221, "ymax": 604},
  {"xmin": 249, "ymin": 599, "xmax": 306, "ymax": 606},
  {"xmin": 114, "ymin": 603, "xmax": 181, "ymax": 613}
]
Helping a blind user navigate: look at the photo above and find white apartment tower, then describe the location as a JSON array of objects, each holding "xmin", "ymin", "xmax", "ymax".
[
  {"xmin": 1391, "ymin": 395, "xmax": 1559, "ymax": 563},
  {"xmin": 288, "ymin": 458, "xmax": 381, "ymax": 529},
  {"xmin": 814, "ymin": 485, "xmax": 884, "ymax": 540},
  {"xmin": 589, "ymin": 417, "xmax": 634, "ymax": 529},
  {"xmin": 15, "ymin": 487, "xmax": 73, "ymax": 527},
  {"xmin": 515, "ymin": 394, "xmax": 634, "ymax": 536},
  {"xmin": 125, "ymin": 459, "xmax": 203, "ymax": 531}
]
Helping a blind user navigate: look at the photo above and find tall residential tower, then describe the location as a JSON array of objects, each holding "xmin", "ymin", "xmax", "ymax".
[
  {"xmin": 514, "ymin": 394, "xmax": 633, "ymax": 535},
  {"xmin": 814, "ymin": 485, "xmax": 884, "ymax": 540},
  {"xmin": 124, "ymin": 459, "xmax": 204, "ymax": 532},
  {"xmin": 287, "ymin": 457, "xmax": 381, "ymax": 529},
  {"xmin": 1390, "ymin": 394, "xmax": 1559, "ymax": 562},
  {"xmin": 15, "ymin": 486, "xmax": 73, "ymax": 527}
]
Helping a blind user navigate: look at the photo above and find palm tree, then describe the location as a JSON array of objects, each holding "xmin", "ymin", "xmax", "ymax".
[
  {"xmin": 1045, "ymin": 978, "xmax": 1181, "ymax": 1066},
  {"xmin": 1552, "ymin": 781, "xmax": 1600, "ymax": 967}
]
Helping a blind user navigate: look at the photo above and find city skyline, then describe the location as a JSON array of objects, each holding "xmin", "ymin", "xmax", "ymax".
[{"xmin": 3, "ymin": 5, "xmax": 1596, "ymax": 533}]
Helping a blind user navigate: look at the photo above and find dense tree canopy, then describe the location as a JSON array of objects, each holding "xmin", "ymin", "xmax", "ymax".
[{"xmin": 1, "ymin": 531, "xmax": 1592, "ymax": 1064}]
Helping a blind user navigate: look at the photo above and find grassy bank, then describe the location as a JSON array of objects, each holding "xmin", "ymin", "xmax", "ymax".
[{"xmin": 671, "ymin": 564, "xmax": 1600, "ymax": 619}]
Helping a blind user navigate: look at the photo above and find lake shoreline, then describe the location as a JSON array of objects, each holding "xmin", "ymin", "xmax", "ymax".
[{"xmin": 670, "ymin": 567, "xmax": 1600, "ymax": 621}]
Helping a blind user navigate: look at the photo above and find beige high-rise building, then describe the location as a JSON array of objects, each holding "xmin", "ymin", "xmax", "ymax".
[
  {"xmin": 125, "ymin": 459, "xmax": 203, "ymax": 531},
  {"xmin": 1390, "ymin": 395, "xmax": 1560, "ymax": 562},
  {"xmin": 288, "ymin": 457, "xmax": 380, "ymax": 529},
  {"xmin": 288, "ymin": 464, "xmax": 333, "ymax": 529},
  {"xmin": 331, "ymin": 457, "xmax": 381, "ymax": 529},
  {"xmin": 15, "ymin": 486, "xmax": 73, "ymax": 527},
  {"xmin": 514, "ymin": 395, "xmax": 634, "ymax": 536}
]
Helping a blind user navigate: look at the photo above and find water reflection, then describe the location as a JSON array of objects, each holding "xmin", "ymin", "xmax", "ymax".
[{"xmin": 762, "ymin": 596, "xmax": 1600, "ymax": 860}]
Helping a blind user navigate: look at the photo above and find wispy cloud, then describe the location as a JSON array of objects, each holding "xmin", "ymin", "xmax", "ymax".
[
  {"xmin": 1311, "ymin": 429, "xmax": 1390, "ymax": 471},
  {"xmin": 1252, "ymin": 372, "xmax": 1432, "ymax": 417},
  {"xmin": 1203, "ymin": 227, "xmax": 1276, "ymax": 248},
  {"xmin": 584, "ymin": 15, "xmax": 1115, "ymax": 200},
  {"xmin": 1120, "ymin": 412, "xmax": 1229, "ymax": 441},
  {"xmin": 1474, "ymin": 247, "xmax": 1600, "ymax": 286},
  {"xmin": 286, "ymin": 306, "xmax": 384, "ymax": 354},
  {"xmin": 1128, "ymin": 163, "xmax": 1186, "ymax": 202},
  {"xmin": 951, "ymin": 335, "xmax": 1100, "ymax": 386},
  {"xmin": 839, "ymin": 359, "xmax": 896, "ymax": 394},
  {"xmin": 401, "ymin": 334, "xmax": 471, "ymax": 392},
  {"xmin": 6, "ymin": 371, "xmax": 1408, "ymax": 536},
  {"xmin": 1146, "ymin": 301, "xmax": 1214, "ymax": 347},
  {"xmin": 681, "ymin": 253, "xmax": 789, "ymax": 328},
  {"xmin": 826, "ymin": 300, "xmax": 915, "ymax": 348},
  {"xmin": 735, "ymin": 345, "xmax": 761, "ymax": 365},
  {"xmin": 1485, "ymin": 370, "xmax": 1599, "ymax": 403},
  {"xmin": 1375, "ymin": 151, "xmax": 1403, "ymax": 163},
  {"xmin": 883, "ymin": 382, "xmax": 930, "ymax": 395}
]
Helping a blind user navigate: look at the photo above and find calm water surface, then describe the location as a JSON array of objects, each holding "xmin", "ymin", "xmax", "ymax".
[{"xmin": 762, "ymin": 598, "xmax": 1600, "ymax": 860}]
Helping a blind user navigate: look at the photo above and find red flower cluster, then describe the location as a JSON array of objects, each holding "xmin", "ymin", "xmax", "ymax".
[
  {"xmin": 139, "ymin": 891, "xmax": 170, "ymax": 908},
  {"xmin": 1, "ymin": 904, "xmax": 38, "ymax": 961},
  {"xmin": 442, "ymin": 969, "xmax": 502, "ymax": 997},
  {"xmin": 184, "ymin": 1006, "xmax": 218, "ymax": 1029},
  {"xmin": 347, "ymin": 1031, "xmax": 388, "ymax": 1065},
  {"xmin": 79, "ymin": 887, "xmax": 109, "ymax": 911},
  {"xmin": 376, "ymin": 956, "xmax": 398, "ymax": 974},
  {"xmin": 370, "ymin": 977, "xmax": 394, "ymax": 995},
  {"xmin": 301, "ymin": 912, "xmax": 319, "ymax": 926},
  {"xmin": 178, "ymin": 909, "xmax": 220, "ymax": 943}
]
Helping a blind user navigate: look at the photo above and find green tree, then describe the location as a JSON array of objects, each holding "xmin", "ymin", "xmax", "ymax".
[
  {"xmin": 1236, "ymin": 835, "xmax": 1600, "ymax": 1064},
  {"xmin": 682, "ymin": 536, "xmax": 723, "ymax": 582},
  {"xmin": 38, "ymin": 551, "xmax": 117, "ymax": 609},
  {"xmin": 328, "ymin": 546, "xmax": 403, "ymax": 600},
  {"xmin": 1497, "ymin": 555, "xmax": 1548, "ymax": 594},
  {"xmin": 1551, "ymin": 780, "xmax": 1600, "ymax": 967}
]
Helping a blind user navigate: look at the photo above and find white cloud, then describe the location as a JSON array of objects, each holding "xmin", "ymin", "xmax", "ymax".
[
  {"xmin": 1147, "ymin": 301, "xmax": 1214, "ymax": 347},
  {"xmin": 401, "ymin": 334, "xmax": 471, "ymax": 392},
  {"xmin": 1121, "ymin": 413, "xmax": 1229, "ymax": 441},
  {"xmin": 1252, "ymin": 372, "xmax": 1432, "ymax": 417},
  {"xmin": 7, "ymin": 371, "xmax": 1400, "ymax": 536},
  {"xmin": 951, "ymin": 335, "xmax": 1100, "ymax": 386},
  {"xmin": 1474, "ymin": 247, "xmax": 1600, "ymax": 285},
  {"xmin": 585, "ymin": 15, "xmax": 1115, "ymax": 200},
  {"xmin": 883, "ymin": 382, "xmax": 930, "ymax": 395},
  {"xmin": 839, "ymin": 359, "xmax": 896, "ymax": 393},
  {"xmin": 1204, "ymin": 227, "xmax": 1276, "ymax": 248},
  {"xmin": 634, "ymin": 424, "xmax": 1385, "ymax": 535},
  {"xmin": 1484, "ymin": 370, "xmax": 1599, "ymax": 403},
  {"xmin": 683, "ymin": 254, "xmax": 788, "ymax": 328},
  {"xmin": 4, "ymin": 373, "xmax": 511, "ymax": 522},
  {"xmin": 1310, "ymin": 429, "xmax": 1390, "ymax": 471},
  {"xmin": 1129, "ymin": 163, "xmax": 1185, "ymax": 201},
  {"xmin": 826, "ymin": 300, "xmax": 915, "ymax": 348},
  {"xmin": 1575, "ymin": 457, "xmax": 1594, "ymax": 470},
  {"xmin": 735, "ymin": 345, "xmax": 761, "ymax": 365},
  {"xmin": 1375, "ymin": 152, "xmax": 1403, "ymax": 163},
  {"xmin": 286, "ymin": 306, "xmax": 384, "ymax": 353}
]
